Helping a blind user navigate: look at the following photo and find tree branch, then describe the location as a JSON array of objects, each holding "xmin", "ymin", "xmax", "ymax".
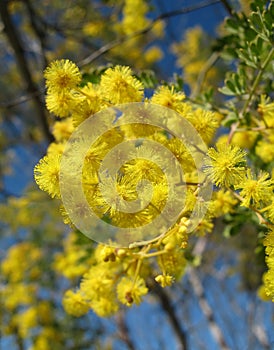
[
  {"xmin": 23, "ymin": 0, "xmax": 48, "ymax": 68},
  {"xmin": 0, "ymin": 0, "xmax": 53, "ymax": 142},
  {"xmin": 192, "ymin": 51, "xmax": 220, "ymax": 97},
  {"xmin": 188, "ymin": 269, "xmax": 231, "ymax": 350},
  {"xmin": 150, "ymin": 279, "xmax": 188, "ymax": 350},
  {"xmin": 252, "ymin": 324, "xmax": 271, "ymax": 349},
  {"xmin": 220, "ymin": 0, "xmax": 233, "ymax": 16},
  {"xmin": 116, "ymin": 310, "xmax": 136, "ymax": 350},
  {"xmin": 188, "ymin": 237, "xmax": 231, "ymax": 350}
]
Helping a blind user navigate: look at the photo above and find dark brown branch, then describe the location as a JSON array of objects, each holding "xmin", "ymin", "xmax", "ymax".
[
  {"xmin": 0, "ymin": 187, "xmax": 20, "ymax": 198},
  {"xmin": 188, "ymin": 269, "xmax": 231, "ymax": 350},
  {"xmin": 116, "ymin": 310, "xmax": 136, "ymax": 350},
  {"xmin": 14, "ymin": 327, "xmax": 25, "ymax": 350},
  {"xmin": 0, "ymin": 89, "xmax": 45, "ymax": 109},
  {"xmin": 150, "ymin": 279, "xmax": 188, "ymax": 350},
  {"xmin": 189, "ymin": 238, "xmax": 231, "ymax": 350},
  {"xmin": 23, "ymin": 0, "xmax": 48, "ymax": 68},
  {"xmin": 0, "ymin": 0, "xmax": 53, "ymax": 142},
  {"xmin": 220, "ymin": 0, "xmax": 233, "ymax": 16}
]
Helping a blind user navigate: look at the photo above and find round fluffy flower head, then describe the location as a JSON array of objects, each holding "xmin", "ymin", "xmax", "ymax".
[
  {"xmin": 15, "ymin": 306, "xmax": 38, "ymax": 338},
  {"xmin": 264, "ymin": 229, "xmax": 274, "ymax": 258},
  {"xmin": 117, "ymin": 276, "xmax": 148, "ymax": 306},
  {"xmin": 235, "ymin": 170, "xmax": 274, "ymax": 207},
  {"xmin": 34, "ymin": 152, "xmax": 61, "ymax": 198},
  {"xmin": 62, "ymin": 290, "xmax": 89, "ymax": 317},
  {"xmin": 52, "ymin": 118, "xmax": 74, "ymax": 142},
  {"xmin": 258, "ymin": 95, "xmax": 274, "ymax": 124},
  {"xmin": 204, "ymin": 143, "xmax": 246, "ymax": 188},
  {"xmin": 266, "ymin": 198, "xmax": 274, "ymax": 224},
  {"xmin": 100, "ymin": 65, "xmax": 144, "ymax": 104},
  {"xmin": 209, "ymin": 189, "xmax": 238, "ymax": 217},
  {"xmin": 186, "ymin": 108, "xmax": 219, "ymax": 144},
  {"xmin": 151, "ymin": 85, "xmax": 187, "ymax": 113},
  {"xmin": 44, "ymin": 59, "xmax": 81, "ymax": 92}
]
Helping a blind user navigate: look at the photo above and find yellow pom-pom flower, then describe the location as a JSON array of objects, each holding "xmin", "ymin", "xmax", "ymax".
[
  {"xmin": 144, "ymin": 46, "xmax": 163, "ymax": 64},
  {"xmin": 186, "ymin": 108, "xmax": 219, "ymax": 144},
  {"xmin": 44, "ymin": 59, "xmax": 81, "ymax": 92},
  {"xmin": 15, "ymin": 307, "xmax": 38, "ymax": 338},
  {"xmin": 45, "ymin": 91, "xmax": 79, "ymax": 118},
  {"xmin": 257, "ymin": 273, "xmax": 272, "ymax": 301},
  {"xmin": 52, "ymin": 118, "xmax": 74, "ymax": 142},
  {"xmin": 262, "ymin": 230, "xmax": 274, "ymax": 301},
  {"xmin": 209, "ymin": 189, "xmax": 238, "ymax": 217},
  {"xmin": 258, "ymin": 95, "xmax": 274, "ymax": 125},
  {"xmin": 100, "ymin": 66, "xmax": 144, "ymax": 104},
  {"xmin": 255, "ymin": 133, "xmax": 274, "ymax": 163},
  {"xmin": 235, "ymin": 170, "xmax": 273, "ymax": 207},
  {"xmin": 151, "ymin": 85, "xmax": 188, "ymax": 114},
  {"xmin": 62, "ymin": 290, "xmax": 90, "ymax": 317},
  {"xmin": 117, "ymin": 276, "xmax": 148, "ymax": 306},
  {"xmin": 204, "ymin": 143, "xmax": 246, "ymax": 187},
  {"xmin": 34, "ymin": 153, "xmax": 61, "ymax": 198}
]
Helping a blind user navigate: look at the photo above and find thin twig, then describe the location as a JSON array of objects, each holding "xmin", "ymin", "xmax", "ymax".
[
  {"xmin": 0, "ymin": 89, "xmax": 45, "ymax": 109},
  {"xmin": 192, "ymin": 52, "xmax": 220, "ymax": 97},
  {"xmin": 116, "ymin": 310, "xmax": 136, "ymax": 350},
  {"xmin": 188, "ymin": 237, "xmax": 231, "ymax": 350},
  {"xmin": 23, "ymin": 0, "xmax": 48, "ymax": 68},
  {"xmin": 78, "ymin": 0, "xmax": 221, "ymax": 67},
  {"xmin": 220, "ymin": 0, "xmax": 234, "ymax": 16}
]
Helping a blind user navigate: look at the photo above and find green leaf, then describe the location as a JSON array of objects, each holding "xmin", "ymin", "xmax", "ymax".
[
  {"xmin": 223, "ymin": 223, "xmax": 240, "ymax": 238},
  {"xmin": 135, "ymin": 70, "xmax": 158, "ymax": 89},
  {"xmin": 238, "ymin": 48, "xmax": 257, "ymax": 68},
  {"xmin": 81, "ymin": 67, "xmax": 108, "ymax": 85},
  {"xmin": 219, "ymin": 85, "xmax": 235, "ymax": 96},
  {"xmin": 226, "ymin": 79, "xmax": 237, "ymax": 93},
  {"xmin": 222, "ymin": 112, "xmax": 238, "ymax": 127},
  {"xmin": 249, "ymin": 12, "xmax": 264, "ymax": 32},
  {"xmin": 225, "ymin": 18, "xmax": 240, "ymax": 34},
  {"xmin": 250, "ymin": 1, "xmax": 266, "ymax": 12},
  {"xmin": 172, "ymin": 74, "xmax": 184, "ymax": 92}
]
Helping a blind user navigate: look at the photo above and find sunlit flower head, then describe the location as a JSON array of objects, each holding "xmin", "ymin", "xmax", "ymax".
[
  {"xmin": 209, "ymin": 189, "xmax": 238, "ymax": 217},
  {"xmin": 34, "ymin": 153, "xmax": 61, "ymax": 198},
  {"xmin": 258, "ymin": 95, "xmax": 274, "ymax": 124},
  {"xmin": 186, "ymin": 108, "xmax": 219, "ymax": 144},
  {"xmin": 100, "ymin": 65, "xmax": 144, "ymax": 104},
  {"xmin": 235, "ymin": 170, "xmax": 273, "ymax": 207},
  {"xmin": 151, "ymin": 85, "xmax": 187, "ymax": 113},
  {"xmin": 204, "ymin": 143, "xmax": 247, "ymax": 187},
  {"xmin": 62, "ymin": 290, "xmax": 89, "ymax": 317},
  {"xmin": 46, "ymin": 91, "xmax": 79, "ymax": 118},
  {"xmin": 52, "ymin": 118, "xmax": 74, "ymax": 142},
  {"xmin": 117, "ymin": 276, "xmax": 148, "ymax": 306},
  {"xmin": 44, "ymin": 59, "xmax": 81, "ymax": 92}
]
